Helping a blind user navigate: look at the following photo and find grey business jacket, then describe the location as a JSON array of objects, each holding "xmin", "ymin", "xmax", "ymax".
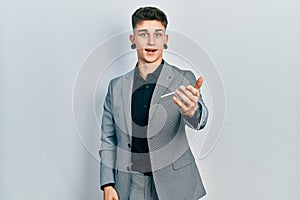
[{"xmin": 100, "ymin": 61, "xmax": 209, "ymax": 200}]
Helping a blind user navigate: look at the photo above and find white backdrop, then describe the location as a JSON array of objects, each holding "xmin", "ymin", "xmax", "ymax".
[{"xmin": 1, "ymin": 0, "xmax": 299, "ymax": 199}]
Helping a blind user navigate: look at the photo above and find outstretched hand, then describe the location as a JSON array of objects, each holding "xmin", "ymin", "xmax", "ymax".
[{"xmin": 172, "ymin": 76, "xmax": 204, "ymax": 117}]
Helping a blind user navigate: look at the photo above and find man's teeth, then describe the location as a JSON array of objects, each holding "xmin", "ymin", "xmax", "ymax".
[{"xmin": 146, "ymin": 49, "xmax": 157, "ymax": 52}]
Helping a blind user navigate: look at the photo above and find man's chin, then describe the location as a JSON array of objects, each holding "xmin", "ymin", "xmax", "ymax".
[{"xmin": 143, "ymin": 57, "xmax": 162, "ymax": 64}]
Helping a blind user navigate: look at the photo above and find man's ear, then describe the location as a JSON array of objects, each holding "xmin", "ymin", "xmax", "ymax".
[
  {"xmin": 129, "ymin": 34, "xmax": 135, "ymax": 44},
  {"xmin": 164, "ymin": 34, "xmax": 169, "ymax": 44}
]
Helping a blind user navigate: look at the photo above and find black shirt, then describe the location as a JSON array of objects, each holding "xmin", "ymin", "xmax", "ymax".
[{"xmin": 131, "ymin": 60, "xmax": 164, "ymax": 174}]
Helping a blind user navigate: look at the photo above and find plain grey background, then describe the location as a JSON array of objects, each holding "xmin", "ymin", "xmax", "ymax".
[{"xmin": 1, "ymin": 0, "xmax": 299, "ymax": 199}]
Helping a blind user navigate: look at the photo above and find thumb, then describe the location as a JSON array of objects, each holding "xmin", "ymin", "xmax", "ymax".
[{"xmin": 194, "ymin": 76, "xmax": 204, "ymax": 90}]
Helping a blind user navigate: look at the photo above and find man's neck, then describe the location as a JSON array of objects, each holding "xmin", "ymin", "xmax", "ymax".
[{"xmin": 137, "ymin": 58, "xmax": 163, "ymax": 80}]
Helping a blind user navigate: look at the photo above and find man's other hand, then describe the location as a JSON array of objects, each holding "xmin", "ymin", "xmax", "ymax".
[{"xmin": 103, "ymin": 186, "xmax": 119, "ymax": 200}]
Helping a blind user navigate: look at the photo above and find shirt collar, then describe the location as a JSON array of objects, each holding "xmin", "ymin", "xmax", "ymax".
[{"xmin": 134, "ymin": 59, "xmax": 164, "ymax": 82}]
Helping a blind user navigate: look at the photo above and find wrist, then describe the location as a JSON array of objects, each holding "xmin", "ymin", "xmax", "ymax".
[
  {"xmin": 104, "ymin": 185, "xmax": 114, "ymax": 191},
  {"xmin": 101, "ymin": 183, "xmax": 115, "ymax": 191},
  {"xmin": 185, "ymin": 105, "xmax": 199, "ymax": 118}
]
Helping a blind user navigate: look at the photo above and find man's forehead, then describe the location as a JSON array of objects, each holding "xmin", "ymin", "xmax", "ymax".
[
  {"xmin": 135, "ymin": 20, "xmax": 165, "ymax": 30},
  {"xmin": 135, "ymin": 27, "xmax": 165, "ymax": 32}
]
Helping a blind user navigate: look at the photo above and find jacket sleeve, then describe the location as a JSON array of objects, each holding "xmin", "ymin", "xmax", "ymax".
[
  {"xmin": 99, "ymin": 80, "xmax": 117, "ymax": 190},
  {"xmin": 181, "ymin": 70, "xmax": 209, "ymax": 130}
]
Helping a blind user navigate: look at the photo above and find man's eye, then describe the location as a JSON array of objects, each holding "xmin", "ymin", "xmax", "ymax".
[
  {"xmin": 155, "ymin": 33, "xmax": 162, "ymax": 37},
  {"xmin": 140, "ymin": 33, "xmax": 147, "ymax": 37}
]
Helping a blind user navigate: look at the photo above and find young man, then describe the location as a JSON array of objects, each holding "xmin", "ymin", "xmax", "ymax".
[{"xmin": 99, "ymin": 6, "xmax": 209, "ymax": 200}]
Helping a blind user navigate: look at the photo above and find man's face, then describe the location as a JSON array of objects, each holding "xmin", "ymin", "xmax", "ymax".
[{"xmin": 130, "ymin": 20, "xmax": 168, "ymax": 64}]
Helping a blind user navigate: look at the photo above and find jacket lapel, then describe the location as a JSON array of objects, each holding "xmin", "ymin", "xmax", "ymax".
[
  {"xmin": 122, "ymin": 69, "xmax": 134, "ymax": 141},
  {"xmin": 148, "ymin": 62, "xmax": 178, "ymax": 124},
  {"xmin": 150, "ymin": 62, "xmax": 177, "ymax": 107}
]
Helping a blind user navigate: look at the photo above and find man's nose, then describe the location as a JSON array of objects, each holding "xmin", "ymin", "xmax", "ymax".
[{"xmin": 147, "ymin": 35, "xmax": 155, "ymax": 46}]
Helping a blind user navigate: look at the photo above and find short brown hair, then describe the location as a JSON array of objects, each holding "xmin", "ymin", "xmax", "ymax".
[{"xmin": 131, "ymin": 7, "xmax": 168, "ymax": 29}]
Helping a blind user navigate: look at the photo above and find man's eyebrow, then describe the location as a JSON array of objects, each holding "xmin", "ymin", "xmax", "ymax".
[{"xmin": 137, "ymin": 29, "xmax": 148, "ymax": 32}]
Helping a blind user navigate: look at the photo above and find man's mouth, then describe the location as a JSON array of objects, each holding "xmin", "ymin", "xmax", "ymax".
[{"xmin": 145, "ymin": 48, "xmax": 158, "ymax": 53}]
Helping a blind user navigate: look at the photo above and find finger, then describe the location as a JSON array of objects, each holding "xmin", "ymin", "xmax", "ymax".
[
  {"xmin": 113, "ymin": 193, "xmax": 119, "ymax": 200},
  {"xmin": 185, "ymin": 85, "xmax": 200, "ymax": 99},
  {"xmin": 174, "ymin": 87, "xmax": 199, "ymax": 114},
  {"xmin": 113, "ymin": 195, "xmax": 119, "ymax": 200},
  {"xmin": 194, "ymin": 76, "xmax": 204, "ymax": 90},
  {"xmin": 175, "ymin": 87, "xmax": 192, "ymax": 106},
  {"xmin": 172, "ymin": 96, "xmax": 188, "ymax": 111}
]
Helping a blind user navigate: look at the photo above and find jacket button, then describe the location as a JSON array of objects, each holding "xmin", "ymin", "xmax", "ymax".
[
  {"xmin": 128, "ymin": 143, "xmax": 131, "ymax": 148},
  {"xmin": 127, "ymin": 166, "xmax": 130, "ymax": 171}
]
